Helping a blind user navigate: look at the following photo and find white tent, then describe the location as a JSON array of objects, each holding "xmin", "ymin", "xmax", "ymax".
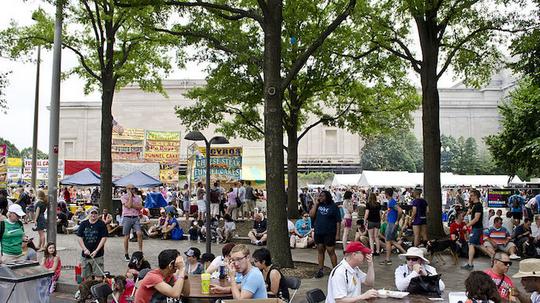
[
  {"xmin": 357, "ymin": 171, "xmax": 418, "ymax": 187},
  {"xmin": 441, "ymin": 174, "xmax": 523, "ymax": 187},
  {"xmin": 331, "ymin": 174, "xmax": 362, "ymax": 187}
]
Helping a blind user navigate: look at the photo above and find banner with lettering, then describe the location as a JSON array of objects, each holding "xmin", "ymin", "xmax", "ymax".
[
  {"xmin": 6, "ymin": 158, "xmax": 22, "ymax": 184},
  {"xmin": 112, "ymin": 128, "xmax": 145, "ymax": 161},
  {"xmin": 159, "ymin": 163, "xmax": 179, "ymax": 184},
  {"xmin": 23, "ymin": 159, "xmax": 65, "ymax": 180},
  {"xmin": 144, "ymin": 130, "xmax": 181, "ymax": 163},
  {"xmin": 0, "ymin": 145, "xmax": 6, "ymax": 188},
  {"xmin": 193, "ymin": 147, "xmax": 242, "ymax": 182}
]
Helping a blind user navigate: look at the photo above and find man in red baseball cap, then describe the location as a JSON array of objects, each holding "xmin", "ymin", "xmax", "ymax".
[{"xmin": 326, "ymin": 242, "xmax": 378, "ymax": 303}]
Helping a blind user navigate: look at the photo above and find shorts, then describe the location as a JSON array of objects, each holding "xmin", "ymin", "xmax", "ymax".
[
  {"xmin": 243, "ymin": 199, "xmax": 256, "ymax": 212},
  {"xmin": 511, "ymin": 212, "xmax": 523, "ymax": 220},
  {"xmin": 81, "ymin": 256, "xmax": 104, "ymax": 279},
  {"xmin": 197, "ymin": 200, "xmax": 207, "ymax": 213},
  {"xmin": 122, "ymin": 216, "xmax": 141, "ymax": 236},
  {"xmin": 469, "ymin": 228, "xmax": 483, "ymax": 245},
  {"xmin": 484, "ymin": 241, "xmax": 516, "ymax": 252},
  {"xmin": 412, "ymin": 218, "xmax": 427, "ymax": 226},
  {"xmin": 343, "ymin": 218, "xmax": 352, "ymax": 228},
  {"xmin": 367, "ymin": 221, "xmax": 380, "ymax": 229},
  {"xmin": 385, "ymin": 222, "xmax": 397, "ymax": 241},
  {"xmin": 183, "ymin": 200, "xmax": 190, "ymax": 212},
  {"xmin": 36, "ymin": 217, "xmax": 47, "ymax": 231},
  {"xmin": 314, "ymin": 233, "xmax": 336, "ymax": 247}
]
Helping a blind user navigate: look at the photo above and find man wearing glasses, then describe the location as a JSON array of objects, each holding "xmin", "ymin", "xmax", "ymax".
[
  {"xmin": 77, "ymin": 206, "xmax": 108, "ymax": 281},
  {"xmin": 210, "ymin": 244, "xmax": 267, "ymax": 299},
  {"xmin": 122, "ymin": 184, "xmax": 143, "ymax": 262},
  {"xmin": 394, "ymin": 247, "xmax": 445, "ymax": 292},
  {"xmin": 484, "ymin": 252, "xmax": 529, "ymax": 302}
]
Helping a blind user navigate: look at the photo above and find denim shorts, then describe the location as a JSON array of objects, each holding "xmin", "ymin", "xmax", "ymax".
[{"xmin": 469, "ymin": 227, "xmax": 483, "ymax": 245}]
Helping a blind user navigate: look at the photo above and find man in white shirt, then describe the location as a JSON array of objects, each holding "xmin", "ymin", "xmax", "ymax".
[
  {"xmin": 513, "ymin": 258, "xmax": 540, "ymax": 303},
  {"xmin": 326, "ymin": 242, "xmax": 377, "ymax": 303}
]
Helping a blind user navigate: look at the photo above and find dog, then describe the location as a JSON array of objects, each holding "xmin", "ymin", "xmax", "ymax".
[{"xmin": 426, "ymin": 239, "xmax": 459, "ymax": 265}]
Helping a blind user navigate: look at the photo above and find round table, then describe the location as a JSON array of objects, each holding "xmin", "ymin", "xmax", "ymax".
[
  {"xmin": 185, "ymin": 275, "xmax": 233, "ymax": 303},
  {"xmin": 368, "ymin": 294, "xmax": 446, "ymax": 302}
]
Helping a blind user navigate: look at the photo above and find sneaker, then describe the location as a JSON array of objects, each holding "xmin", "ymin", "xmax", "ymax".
[
  {"xmin": 124, "ymin": 254, "xmax": 130, "ymax": 262},
  {"xmin": 314, "ymin": 268, "xmax": 324, "ymax": 279},
  {"xmin": 379, "ymin": 260, "xmax": 392, "ymax": 265},
  {"xmin": 509, "ymin": 254, "xmax": 521, "ymax": 260},
  {"xmin": 461, "ymin": 264, "xmax": 474, "ymax": 270}
]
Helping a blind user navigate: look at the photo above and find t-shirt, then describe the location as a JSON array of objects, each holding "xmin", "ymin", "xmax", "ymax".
[
  {"xmin": 513, "ymin": 224, "xmax": 531, "ymax": 240},
  {"xmin": 240, "ymin": 267, "xmax": 267, "ymax": 299},
  {"xmin": 1, "ymin": 220, "xmax": 24, "ymax": 255},
  {"xmin": 508, "ymin": 195, "xmax": 525, "ymax": 212},
  {"xmin": 295, "ymin": 218, "xmax": 312, "ymax": 237},
  {"xmin": 449, "ymin": 221, "xmax": 467, "ymax": 241},
  {"xmin": 209, "ymin": 255, "xmax": 226, "ymax": 272},
  {"xmin": 484, "ymin": 227, "xmax": 510, "ymax": 245},
  {"xmin": 314, "ymin": 202, "xmax": 341, "ymax": 235},
  {"xmin": 287, "ymin": 220, "xmax": 295, "ymax": 233},
  {"xmin": 253, "ymin": 219, "xmax": 267, "ymax": 234},
  {"xmin": 531, "ymin": 291, "xmax": 540, "ymax": 303},
  {"xmin": 387, "ymin": 198, "xmax": 399, "ymax": 224},
  {"xmin": 483, "ymin": 269, "xmax": 514, "ymax": 300},
  {"xmin": 134, "ymin": 269, "xmax": 175, "ymax": 303},
  {"xmin": 77, "ymin": 219, "xmax": 108, "ymax": 258},
  {"xmin": 411, "ymin": 198, "xmax": 428, "ymax": 225},
  {"xmin": 366, "ymin": 203, "xmax": 381, "ymax": 222},
  {"xmin": 470, "ymin": 202, "xmax": 484, "ymax": 229},
  {"xmin": 197, "ymin": 188, "xmax": 205, "ymax": 200},
  {"xmin": 121, "ymin": 193, "xmax": 142, "ymax": 217}
]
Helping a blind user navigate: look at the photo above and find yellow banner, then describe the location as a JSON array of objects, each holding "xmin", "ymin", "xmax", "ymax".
[
  {"xmin": 144, "ymin": 152, "xmax": 180, "ymax": 161},
  {"xmin": 7, "ymin": 158, "xmax": 22, "ymax": 167},
  {"xmin": 112, "ymin": 128, "xmax": 145, "ymax": 140},
  {"xmin": 146, "ymin": 130, "xmax": 180, "ymax": 141}
]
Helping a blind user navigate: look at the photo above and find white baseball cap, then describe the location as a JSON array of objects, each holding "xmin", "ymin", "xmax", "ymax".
[{"xmin": 8, "ymin": 204, "xmax": 26, "ymax": 217}]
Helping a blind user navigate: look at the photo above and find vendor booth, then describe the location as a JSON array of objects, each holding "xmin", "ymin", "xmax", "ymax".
[{"xmin": 113, "ymin": 170, "xmax": 163, "ymax": 188}]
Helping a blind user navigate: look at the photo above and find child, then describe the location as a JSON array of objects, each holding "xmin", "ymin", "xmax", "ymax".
[
  {"xmin": 126, "ymin": 251, "xmax": 151, "ymax": 280},
  {"xmin": 188, "ymin": 220, "xmax": 200, "ymax": 241},
  {"xmin": 41, "ymin": 242, "xmax": 61, "ymax": 293},
  {"xmin": 218, "ymin": 214, "xmax": 236, "ymax": 243},
  {"xmin": 354, "ymin": 219, "xmax": 369, "ymax": 246}
]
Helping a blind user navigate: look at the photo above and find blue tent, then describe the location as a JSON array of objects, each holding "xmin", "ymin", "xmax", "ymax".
[
  {"xmin": 144, "ymin": 192, "xmax": 167, "ymax": 209},
  {"xmin": 113, "ymin": 171, "xmax": 163, "ymax": 188},
  {"xmin": 60, "ymin": 168, "xmax": 101, "ymax": 186}
]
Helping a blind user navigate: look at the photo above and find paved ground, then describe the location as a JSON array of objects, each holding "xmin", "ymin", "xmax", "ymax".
[{"xmin": 27, "ymin": 224, "xmax": 527, "ymax": 303}]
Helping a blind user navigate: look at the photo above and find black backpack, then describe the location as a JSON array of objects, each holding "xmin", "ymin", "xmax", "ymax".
[{"xmin": 210, "ymin": 189, "xmax": 220, "ymax": 204}]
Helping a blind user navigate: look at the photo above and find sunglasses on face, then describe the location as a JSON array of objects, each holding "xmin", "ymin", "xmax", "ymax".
[
  {"xmin": 495, "ymin": 259, "xmax": 512, "ymax": 266},
  {"xmin": 406, "ymin": 257, "xmax": 419, "ymax": 262}
]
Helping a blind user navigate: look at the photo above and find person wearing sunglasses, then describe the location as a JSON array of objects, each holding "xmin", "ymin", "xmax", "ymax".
[
  {"xmin": 484, "ymin": 252, "xmax": 528, "ymax": 302},
  {"xmin": 394, "ymin": 247, "xmax": 445, "ymax": 292}
]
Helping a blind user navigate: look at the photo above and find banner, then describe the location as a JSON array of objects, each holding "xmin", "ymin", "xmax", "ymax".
[
  {"xmin": 64, "ymin": 160, "xmax": 101, "ymax": 175},
  {"xmin": 160, "ymin": 164, "xmax": 179, "ymax": 184},
  {"xmin": 7, "ymin": 158, "xmax": 22, "ymax": 167},
  {"xmin": 144, "ymin": 130, "xmax": 181, "ymax": 163},
  {"xmin": 112, "ymin": 128, "xmax": 145, "ymax": 161},
  {"xmin": 193, "ymin": 147, "xmax": 242, "ymax": 182},
  {"xmin": 23, "ymin": 159, "xmax": 64, "ymax": 180},
  {"xmin": 0, "ymin": 145, "xmax": 6, "ymax": 188},
  {"xmin": 487, "ymin": 189, "xmax": 512, "ymax": 208}
]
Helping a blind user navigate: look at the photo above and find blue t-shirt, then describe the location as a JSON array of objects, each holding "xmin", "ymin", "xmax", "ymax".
[
  {"xmin": 241, "ymin": 267, "xmax": 267, "ymax": 299},
  {"xmin": 508, "ymin": 195, "xmax": 525, "ymax": 212},
  {"xmin": 387, "ymin": 198, "xmax": 398, "ymax": 224},
  {"xmin": 314, "ymin": 203, "xmax": 341, "ymax": 235},
  {"xmin": 295, "ymin": 218, "xmax": 312, "ymax": 237}
]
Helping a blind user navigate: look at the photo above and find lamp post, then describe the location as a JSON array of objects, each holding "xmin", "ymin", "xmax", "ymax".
[{"xmin": 184, "ymin": 131, "xmax": 229, "ymax": 254}]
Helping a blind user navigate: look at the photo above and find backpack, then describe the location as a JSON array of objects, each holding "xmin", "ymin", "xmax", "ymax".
[{"xmin": 210, "ymin": 189, "xmax": 220, "ymax": 204}]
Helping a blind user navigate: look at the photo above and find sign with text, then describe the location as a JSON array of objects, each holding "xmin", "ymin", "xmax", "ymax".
[
  {"xmin": 144, "ymin": 130, "xmax": 181, "ymax": 163},
  {"xmin": 193, "ymin": 147, "xmax": 242, "ymax": 182},
  {"xmin": 0, "ymin": 145, "xmax": 6, "ymax": 188},
  {"xmin": 112, "ymin": 128, "xmax": 145, "ymax": 161},
  {"xmin": 487, "ymin": 189, "xmax": 513, "ymax": 208},
  {"xmin": 22, "ymin": 159, "xmax": 64, "ymax": 180}
]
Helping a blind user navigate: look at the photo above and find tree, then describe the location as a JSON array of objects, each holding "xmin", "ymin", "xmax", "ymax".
[
  {"xmin": 365, "ymin": 0, "xmax": 528, "ymax": 238},
  {"xmin": 130, "ymin": 0, "xmax": 358, "ymax": 267},
  {"xmin": 360, "ymin": 131, "xmax": 423, "ymax": 172},
  {"xmin": 2, "ymin": 1, "xmax": 176, "ymax": 211},
  {"xmin": 20, "ymin": 147, "xmax": 48, "ymax": 160},
  {"xmin": 0, "ymin": 72, "xmax": 8, "ymax": 114},
  {"xmin": 172, "ymin": 0, "xmax": 418, "ymax": 219},
  {"xmin": 0, "ymin": 138, "xmax": 20, "ymax": 158}
]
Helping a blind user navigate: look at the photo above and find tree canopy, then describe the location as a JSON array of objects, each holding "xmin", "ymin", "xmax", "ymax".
[{"xmin": 360, "ymin": 131, "xmax": 423, "ymax": 172}]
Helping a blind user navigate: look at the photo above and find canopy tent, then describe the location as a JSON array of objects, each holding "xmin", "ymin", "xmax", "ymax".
[
  {"xmin": 357, "ymin": 171, "xmax": 418, "ymax": 187},
  {"xmin": 113, "ymin": 170, "xmax": 163, "ymax": 188},
  {"xmin": 331, "ymin": 174, "xmax": 362, "ymax": 187},
  {"xmin": 60, "ymin": 168, "xmax": 101, "ymax": 186},
  {"xmin": 440, "ymin": 174, "xmax": 524, "ymax": 187},
  {"xmin": 144, "ymin": 192, "xmax": 167, "ymax": 209}
]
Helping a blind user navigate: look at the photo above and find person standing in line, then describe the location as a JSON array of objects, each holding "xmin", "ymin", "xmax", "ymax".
[
  {"xmin": 121, "ymin": 184, "xmax": 143, "ymax": 262},
  {"xmin": 310, "ymin": 190, "xmax": 341, "ymax": 278},
  {"xmin": 237, "ymin": 181, "xmax": 246, "ymax": 220},
  {"xmin": 341, "ymin": 191, "xmax": 354, "ymax": 248},
  {"xmin": 462, "ymin": 189, "xmax": 486, "ymax": 270},
  {"xmin": 77, "ymin": 207, "xmax": 108, "ymax": 281},
  {"xmin": 381, "ymin": 188, "xmax": 401, "ymax": 265},
  {"xmin": 410, "ymin": 189, "xmax": 428, "ymax": 247},
  {"xmin": 209, "ymin": 182, "xmax": 221, "ymax": 219},
  {"xmin": 244, "ymin": 181, "xmax": 256, "ymax": 219},
  {"xmin": 34, "ymin": 189, "xmax": 48, "ymax": 252},
  {"xmin": 196, "ymin": 182, "xmax": 206, "ymax": 221},
  {"xmin": 182, "ymin": 184, "xmax": 190, "ymax": 220},
  {"xmin": 364, "ymin": 193, "xmax": 382, "ymax": 256}
]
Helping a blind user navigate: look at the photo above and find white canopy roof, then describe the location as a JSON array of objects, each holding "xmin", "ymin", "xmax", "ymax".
[
  {"xmin": 331, "ymin": 174, "xmax": 362, "ymax": 187},
  {"xmin": 357, "ymin": 171, "xmax": 418, "ymax": 187}
]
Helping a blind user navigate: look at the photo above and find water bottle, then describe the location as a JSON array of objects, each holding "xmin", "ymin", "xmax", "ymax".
[
  {"xmin": 75, "ymin": 263, "xmax": 82, "ymax": 284},
  {"xmin": 219, "ymin": 265, "xmax": 227, "ymax": 280}
]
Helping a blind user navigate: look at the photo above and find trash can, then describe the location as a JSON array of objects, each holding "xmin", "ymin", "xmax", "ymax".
[{"xmin": 0, "ymin": 260, "xmax": 54, "ymax": 303}]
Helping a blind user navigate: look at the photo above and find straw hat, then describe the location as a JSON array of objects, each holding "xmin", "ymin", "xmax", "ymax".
[
  {"xmin": 399, "ymin": 247, "xmax": 430, "ymax": 264},
  {"xmin": 512, "ymin": 259, "xmax": 540, "ymax": 278}
]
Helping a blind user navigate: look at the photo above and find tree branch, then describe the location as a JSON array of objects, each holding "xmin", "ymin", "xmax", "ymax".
[
  {"xmin": 373, "ymin": 40, "xmax": 422, "ymax": 73},
  {"xmin": 81, "ymin": 0, "xmax": 105, "ymax": 70},
  {"xmin": 224, "ymin": 106, "xmax": 265, "ymax": 136},
  {"xmin": 280, "ymin": 0, "xmax": 357, "ymax": 92},
  {"xmin": 332, "ymin": 47, "xmax": 378, "ymax": 60},
  {"xmin": 297, "ymin": 100, "xmax": 354, "ymax": 142}
]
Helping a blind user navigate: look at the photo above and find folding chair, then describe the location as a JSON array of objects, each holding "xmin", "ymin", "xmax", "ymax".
[
  {"xmin": 305, "ymin": 288, "xmax": 326, "ymax": 303},
  {"xmin": 284, "ymin": 276, "xmax": 301, "ymax": 302}
]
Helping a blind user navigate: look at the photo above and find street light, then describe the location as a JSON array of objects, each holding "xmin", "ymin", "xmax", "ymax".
[{"xmin": 184, "ymin": 131, "xmax": 229, "ymax": 254}]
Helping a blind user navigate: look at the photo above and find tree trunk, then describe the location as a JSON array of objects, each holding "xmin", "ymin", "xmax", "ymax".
[
  {"xmin": 263, "ymin": 0, "xmax": 294, "ymax": 268},
  {"xmin": 286, "ymin": 127, "xmax": 300, "ymax": 218},
  {"xmin": 99, "ymin": 80, "xmax": 114, "ymax": 212},
  {"xmin": 417, "ymin": 16, "xmax": 444, "ymax": 239}
]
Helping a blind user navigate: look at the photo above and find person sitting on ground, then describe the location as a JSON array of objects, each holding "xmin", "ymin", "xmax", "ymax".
[
  {"xmin": 484, "ymin": 252, "xmax": 528, "ymax": 302},
  {"xmin": 21, "ymin": 235, "xmax": 38, "ymax": 261},
  {"xmin": 139, "ymin": 209, "xmax": 152, "ymax": 234},
  {"xmin": 101, "ymin": 209, "xmax": 120, "ymax": 236},
  {"xmin": 206, "ymin": 243, "xmax": 235, "ymax": 274},
  {"xmin": 483, "ymin": 217, "xmax": 520, "ymax": 260},
  {"xmin": 326, "ymin": 242, "xmax": 377, "ymax": 303},
  {"xmin": 502, "ymin": 211, "xmax": 514, "ymax": 234},
  {"xmin": 248, "ymin": 213, "xmax": 268, "ymax": 246},
  {"xmin": 464, "ymin": 271, "xmax": 502, "ymax": 303},
  {"xmin": 293, "ymin": 212, "xmax": 314, "ymax": 247},
  {"xmin": 56, "ymin": 207, "xmax": 69, "ymax": 234},
  {"xmin": 449, "ymin": 211, "xmax": 469, "ymax": 257},
  {"xmin": 127, "ymin": 251, "xmax": 151, "ymax": 280},
  {"xmin": 134, "ymin": 249, "xmax": 190, "ymax": 303},
  {"xmin": 210, "ymin": 244, "xmax": 267, "ymax": 299},
  {"xmin": 379, "ymin": 213, "xmax": 406, "ymax": 255},
  {"xmin": 147, "ymin": 209, "xmax": 167, "ymax": 238},
  {"xmin": 489, "ymin": 209, "xmax": 503, "ymax": 228},
  {"xmin": 532, "ymin": 215, "xmax": 540, "ymax": 250},
  {"xmin": 395, "ymin": 247, "xmax": 445, "ymax": 292},
  {"xmin": 512, "ymin": 218, "xmax": 533, "ymax": 257},
  {"xmin": 512, "ymin": 258, "xmax": 540, "ymax": 303},
  {"xmin": 252, "ymin": 248, "xmax": 290, "ymax": 302},
  {"xmin": 41, "ymin": 242, "xmax": 62, "ymax": 293},
  {"xmin": 217, "ymin": 214, "xmax": 236, "ymax": 243},
  {"xmin": 188, "ymin": 220, "xmax": 201, "ymax": 241},
  {"xmin": 161, "ymin": 211, "xmax": 183, "ymax": 240},
  {"xmin": 185, "ymin": 247, "xmax": 204, "ymax": 275},
  {"xmin": 354, "ymin": 219, "xmax": 369, "ymax": 247}
]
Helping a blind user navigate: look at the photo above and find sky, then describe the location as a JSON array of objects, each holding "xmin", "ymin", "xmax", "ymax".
[{"xmin": 0, "ymin": 0, "xmax": 464, "ymax": 154}]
